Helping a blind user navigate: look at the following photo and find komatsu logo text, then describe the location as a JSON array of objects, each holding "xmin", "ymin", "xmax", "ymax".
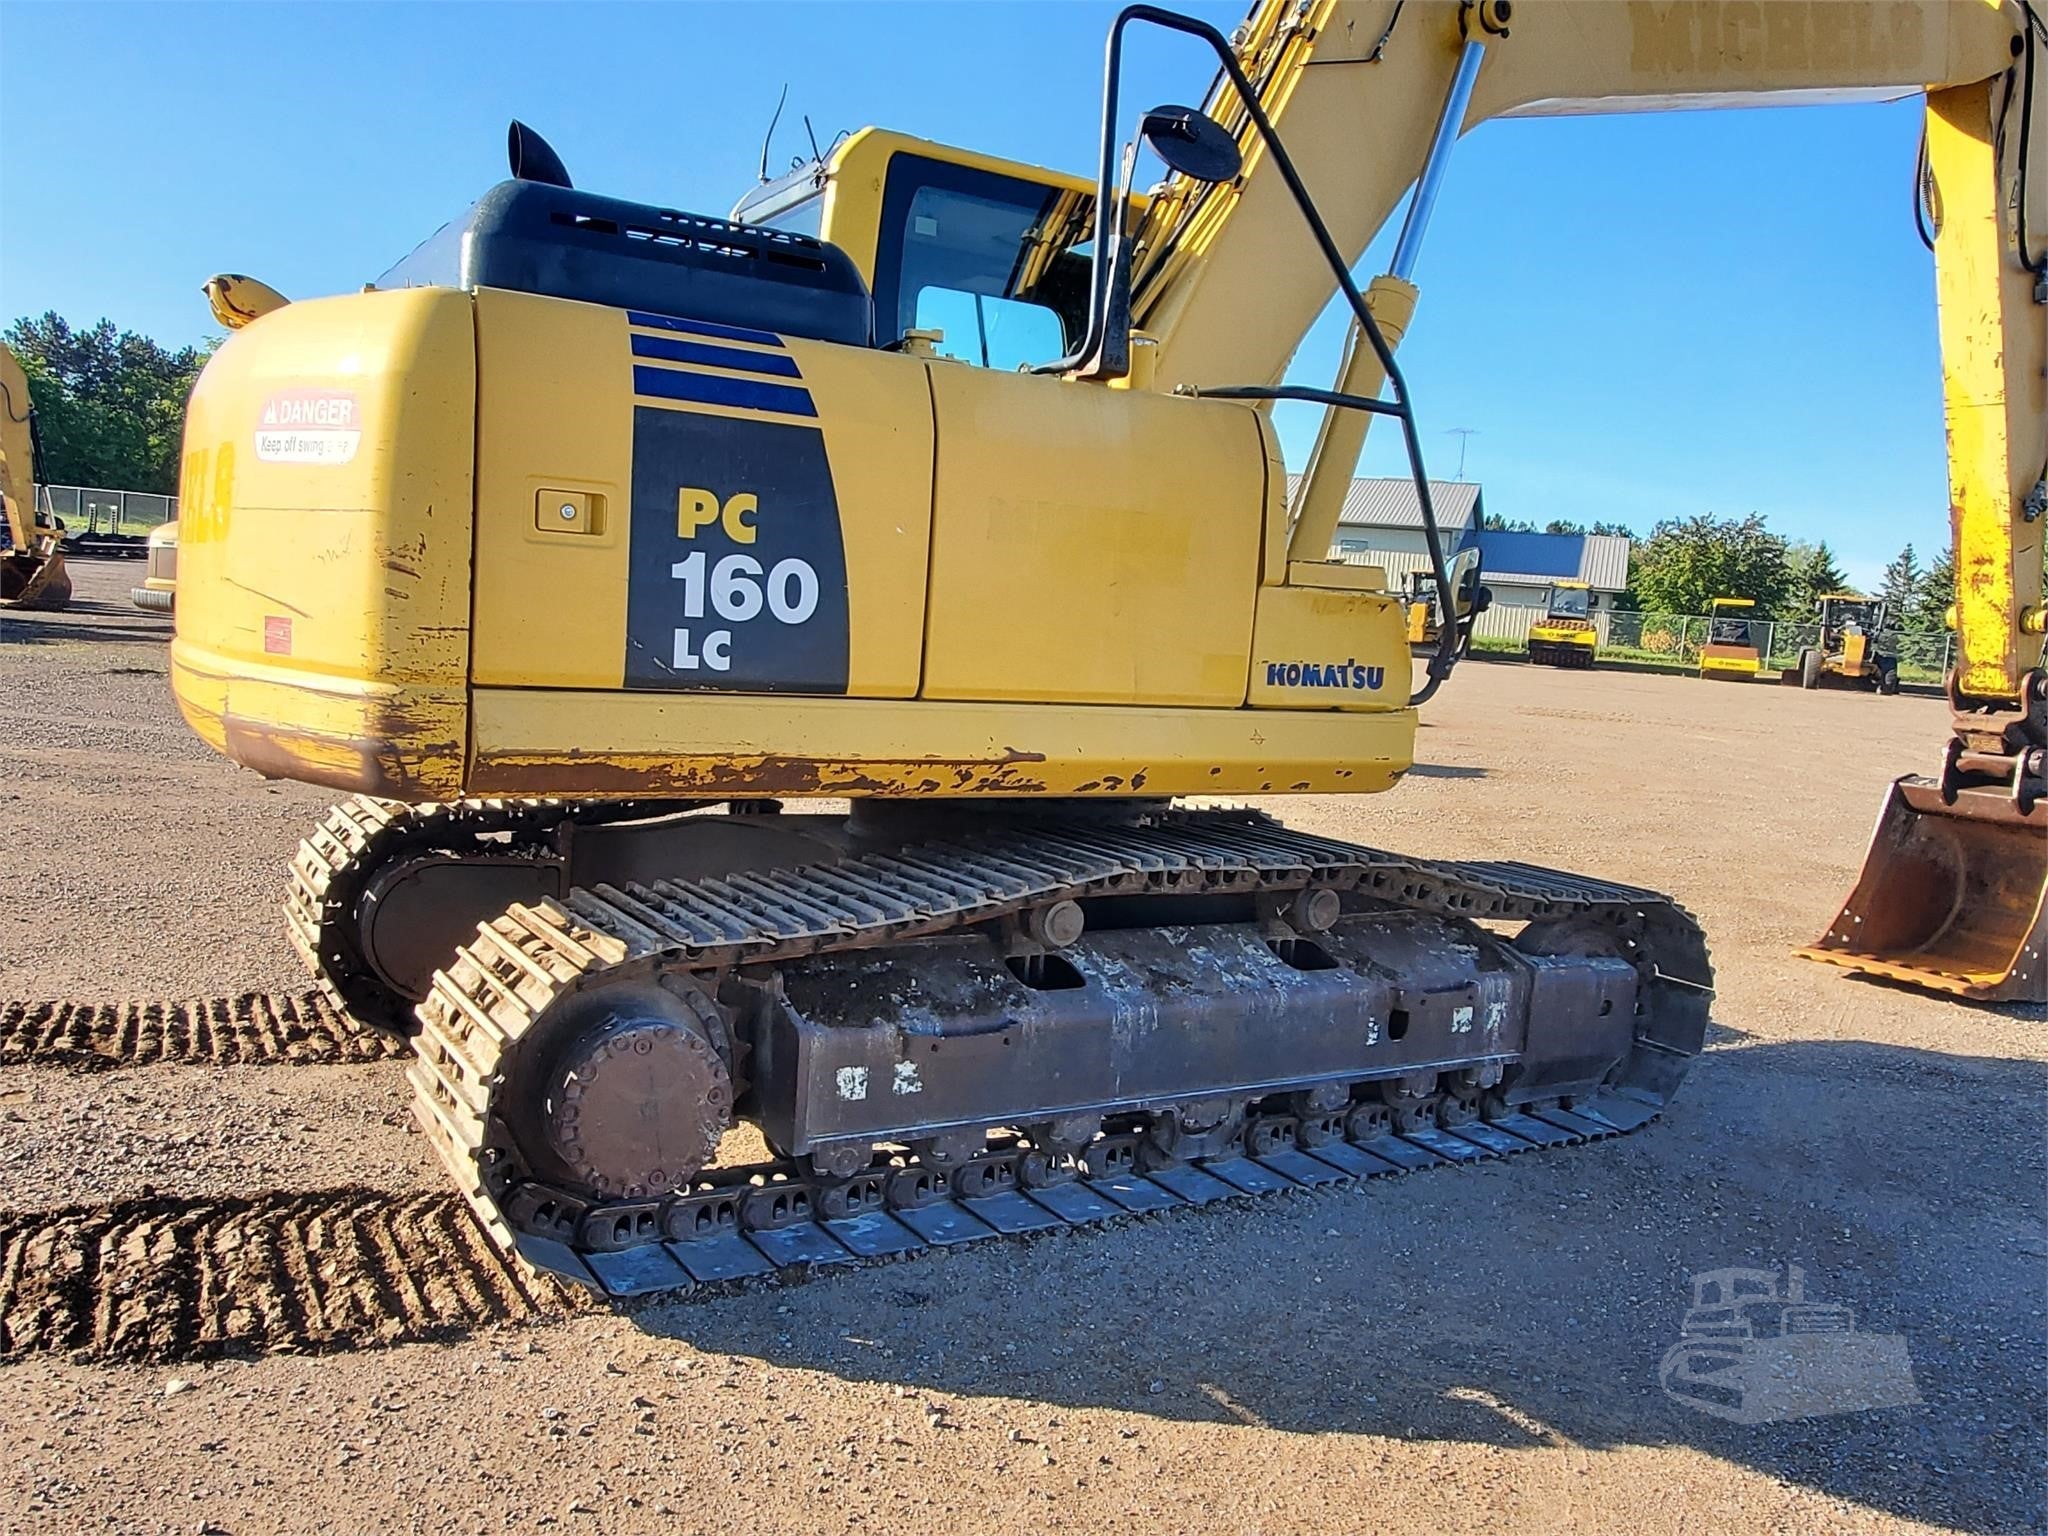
[{"xmin": 1267, "ymin": 660, "xmax": 1385, "ymax": 690}]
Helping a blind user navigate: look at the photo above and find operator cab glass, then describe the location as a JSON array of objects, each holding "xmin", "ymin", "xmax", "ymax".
[
  {"xmin": 873, "ymin": 156, "xmax": 1093, "ymax": 365},
  {"xmin": 1708, "ymin": 615, "xmax": 1753, "ymax": 645},
  {"xmin": 1547, "ymin": 585, "xmax": 1591, "ymax": 619},
  {"xmin": 734, "ymin": 133, "xmax": 1113, "ymax": 369}
]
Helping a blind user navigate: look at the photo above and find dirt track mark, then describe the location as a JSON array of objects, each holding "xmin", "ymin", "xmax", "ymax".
[
  {"xmin": 0, "ymin": 1189, "xmax": 562, "ymax": 1362},
  {"xmin": 0, "ymin": 992, "xmax": 406, "ymax": 1071}
]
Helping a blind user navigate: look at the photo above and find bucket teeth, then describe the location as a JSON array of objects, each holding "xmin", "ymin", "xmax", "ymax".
[{"xmin": 1798, "ymin": 775, "xmax": 2048, "ymax": 1002}]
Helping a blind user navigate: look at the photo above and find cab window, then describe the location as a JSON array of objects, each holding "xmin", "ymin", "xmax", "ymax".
[
  {"xmin": 872, "ymin": 155, "xmax": 1092, "ymax": 364},
  {"xmin": 763, "ymin": 195, "xmax": 824, "ymax": 239},
  {"xmin": 912, "ymin": 286, "xmax": 1064, "ymax": 371}
]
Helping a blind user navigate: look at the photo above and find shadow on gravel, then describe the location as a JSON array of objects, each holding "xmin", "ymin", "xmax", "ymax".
[
  {"xmin": 1704, "ymin": 1018, "xmax": 1757, "ymax": 1045},
  {"xmin": 0, "ymin": 601, "xmax": 169, "ymax": 646},
  {"xmin": 1404, "ymin": 763, "xmax": 1487, "ymax": 779},
  {"xmin": 637, "ymin": 1038, "xmax": 2047, "ymax": 1536},
  {"xmin": 1825, "ymin": 969, "xmax": 2048, "ymax": 1024},
  {"xmin": 4, "ymin": 1036, "xmax": 2038, "ymax": 1530}
]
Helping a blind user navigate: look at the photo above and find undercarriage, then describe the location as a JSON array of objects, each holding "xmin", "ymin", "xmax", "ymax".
[{"xmin": 289, "ymin": 798, "xmax": 1712, "ymax": 1298}]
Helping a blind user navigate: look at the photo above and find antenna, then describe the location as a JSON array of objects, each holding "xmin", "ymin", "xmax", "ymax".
[
  {"xmin": 802, "ymin": 114, "xmax": 823, "ymax": 165},
  {"xmin": 1446, "ymin": 426, "xmax": 1479, "ymax": 481},
  {"xmin": 757, "ymin": 83, "xmax": 789, "ymax": 183}
]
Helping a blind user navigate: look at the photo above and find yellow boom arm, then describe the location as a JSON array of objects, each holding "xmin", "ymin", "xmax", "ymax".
[{"xmin": 1135, "ymin": 0, "xmax": 2044, "ymax": 710}]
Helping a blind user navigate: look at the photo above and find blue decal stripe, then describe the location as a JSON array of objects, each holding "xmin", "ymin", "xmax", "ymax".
[
  {"xmin": 633, "ymin": 365, "xmax": 817, "ymax": 419},
  {"xmin": 626, "ymin": 309, "xmax": 785, "ymax": 348},
  {"xmin": 631, "ymin": 333, "xmax": 803, "ymax": 379}
]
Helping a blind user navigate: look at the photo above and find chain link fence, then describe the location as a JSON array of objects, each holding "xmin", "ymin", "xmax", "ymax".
[
  {"xmin": 1484, "ymin": 607, "xmax": 1954, "ymax": 683},
  {"xmin": 35, "ymin": 485, "xmax": 179, "ymax": 552}
]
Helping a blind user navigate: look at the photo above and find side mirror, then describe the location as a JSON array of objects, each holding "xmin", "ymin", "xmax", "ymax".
[
  {"xmin": 1138, "ymin": 105, "xmax": 1241, "ymax": 184},
  {"xmin": 1467, "ymin": 584, "xmax": 1493, "ymax": 619}
]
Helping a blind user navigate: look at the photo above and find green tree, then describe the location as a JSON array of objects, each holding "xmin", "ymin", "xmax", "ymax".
[
  {"xmin": 1909, "ymin": 546, "xmax": 1955, "ymax": 632},
  {"xmin": 4, "ymin": 313, "xmax": 212, "ymax": 493},
  {"xmin": 1785, "ymin": 539, "xmax": 1850, "ymax": 615},
  {"xmin": 1627, "ymin": 513, "xmax": 1794, "ymax": 617},
  {"xmin": 1877, "ymin": 544, "xmax": 1923, "ymax": 629}
]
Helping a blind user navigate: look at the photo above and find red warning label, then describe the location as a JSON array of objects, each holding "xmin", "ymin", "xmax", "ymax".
[{"xmin": 263, "ymin": 615, "xmax": 293, "ymax": 655}]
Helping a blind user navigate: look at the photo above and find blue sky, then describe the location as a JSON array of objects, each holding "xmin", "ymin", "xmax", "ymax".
[{"xmin": 2, "ymin": 1, "xmax": 1954, "ymax": 585}]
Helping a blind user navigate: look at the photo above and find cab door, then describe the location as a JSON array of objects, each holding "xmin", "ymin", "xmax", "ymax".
[{"xmin": 920, "ymin": 364, "xmax": 1265, "ymax": 708}]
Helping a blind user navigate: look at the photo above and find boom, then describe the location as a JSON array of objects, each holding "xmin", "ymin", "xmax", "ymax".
[{"xmin": 1132, "ymin": 0, "xmax": 2044, "ymax": 709}]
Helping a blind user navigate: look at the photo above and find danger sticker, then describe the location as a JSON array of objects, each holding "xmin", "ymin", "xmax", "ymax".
[
  {"xmin": 263, "ymin": 615, "xmax": 292, "ymax": 655},
  {"xmin": 256, "ymin": 389, "xmax": 360, "ymax": 465}
]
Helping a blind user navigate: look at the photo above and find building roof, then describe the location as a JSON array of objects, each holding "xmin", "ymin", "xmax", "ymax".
[
  {"xmin": 1473, "ymin": 530, "xmax": 1579, "ymax": 579},
  {"xmin": 1471, "ymin": 530, "xmax": 1631, "ymax": 593},
  {"xmin": 1579, "ymin": 533, "xmax": 1630, "ymax": 590},
  {"xmin": 1299, "ymin": 474, "xmax": 1630, "ymax": 592},
  {"xmin": 1283, "ymin": 474, "xmax": 1483, "ymax": 535}
]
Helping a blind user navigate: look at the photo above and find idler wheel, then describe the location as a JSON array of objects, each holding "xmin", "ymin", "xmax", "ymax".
[{"xmin": 537, "ymin": 983, "xmax": 732, "ymax": 1199}]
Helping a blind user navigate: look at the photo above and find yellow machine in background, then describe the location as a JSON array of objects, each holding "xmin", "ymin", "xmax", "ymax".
[
  {"xmin": 130, "ymin": 518, "xmax": 178, "ymax": 613},
  {"xmin": 0, "ymin": 342, "xmax": 71, "ymax": 612},
  {"xmin": 1698, "ymin": 597, "xmax": 1762, "ymax": 681},
  {"xmin": 1404, "ymin": 545, "xmax": 1487, "ymax": 656},
  {"xmin": 1789, "ymin": 594, "xmax": 1901, "ymax": 695},
  {"xmin": 1526, "ymin": 580, "xmax": 1597, "ymax": 669},
  {"xmin": 170, "ymin": 1, "xmax": 2046, "ymax": 1297}
]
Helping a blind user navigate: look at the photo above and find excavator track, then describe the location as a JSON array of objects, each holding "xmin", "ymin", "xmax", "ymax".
[
  {"xmin": 285, "ymin": 795, "xmax": 703, "ymax": 1029},
  {"xmin": 411, "ymin": 807, "xmax": 1712, "ymax": 1300}
]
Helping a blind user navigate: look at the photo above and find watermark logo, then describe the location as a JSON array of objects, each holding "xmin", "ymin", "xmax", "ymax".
[{"xmin": 1659, "ymin": 1263, "xmax": 1920, "ymax": 1424}]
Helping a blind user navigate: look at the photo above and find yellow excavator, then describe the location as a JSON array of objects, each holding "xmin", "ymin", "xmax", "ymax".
[
  {"xmin": 0, "ymin": 342, "xmax": 71, "ymax": 611},
  {"xmin": 167, "ymin": 1, "xmax": 2044, "ymax": 1295}
]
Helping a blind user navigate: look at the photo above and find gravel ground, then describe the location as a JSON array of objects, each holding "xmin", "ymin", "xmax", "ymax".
[{"xmin": 1, "ymin": 558, "xmax": 2042, "ymax": 1536}]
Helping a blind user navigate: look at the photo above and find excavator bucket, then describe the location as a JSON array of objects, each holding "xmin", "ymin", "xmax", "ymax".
[
  {"xmin": 1797, "ymin": 776, "xmax": 2047, "ymax": 1002},
  {"xmin": 1, "ymin": 546, "xmax": 71, "ymax": 611}
]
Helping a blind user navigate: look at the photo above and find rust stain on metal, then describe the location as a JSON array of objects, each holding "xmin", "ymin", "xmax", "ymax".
[
  {"xmin": 472, "ymin": 749, "xmax": 1056, "ymax": 800},
  {"xmin": 223, "ymin": 711, "xmax": 461, "ymax": 800},
  {"xmin": 379, "ymin": 532, "xmax": 430, "ymax": 580}
]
